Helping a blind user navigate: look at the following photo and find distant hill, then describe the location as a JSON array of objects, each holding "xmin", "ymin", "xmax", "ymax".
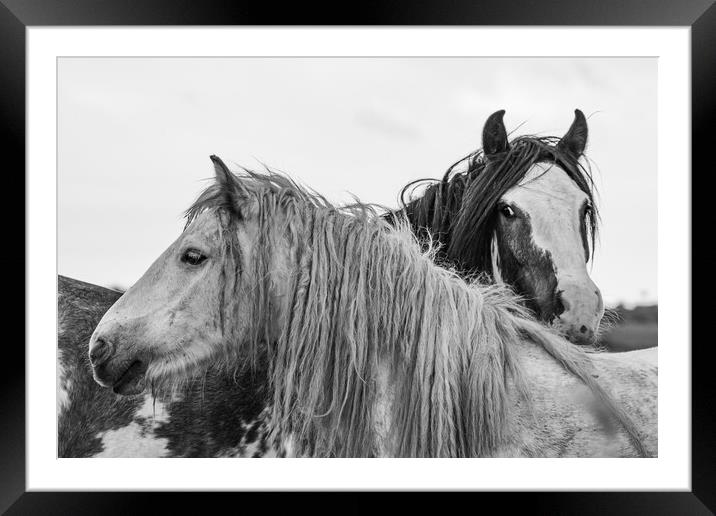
[
  {"xmin": 611, "ymin": 304, "xmax": 657, "ymax": 324},
  {"xmin": 599, "ymin": 304, "xmax": 658, "ymax": 353}
]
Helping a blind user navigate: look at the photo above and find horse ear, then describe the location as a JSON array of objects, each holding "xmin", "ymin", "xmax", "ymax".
[
  {"xmin": 558, "ymin": 109, "xmax": 588, "ymax": 157},
  {"xmin": 482, "ymin": 109, "xmax": 509, "ymax": 158},
  {"xmin": 209, "ymin": 155, "xmax": 256, "ymax": 218}
]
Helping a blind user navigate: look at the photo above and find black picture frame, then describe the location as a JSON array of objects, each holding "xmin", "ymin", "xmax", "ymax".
[{"xmin": 3, "ymin": 0, "xmax": 710, "ymax": 513}]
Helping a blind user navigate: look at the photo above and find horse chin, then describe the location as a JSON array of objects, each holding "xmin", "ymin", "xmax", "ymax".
[
  {"xmin": 111, "ymin": 360, "xmax": 148, "ymax": 396},
  {"xmin": 569, "ymin": 335, "xmax": 599, "ymax": 348},
  {"xmin": 142, "ymin": 348, "xmax": 215, "ymax": 396},
  {"xmin": 552, "ymin": 324, "xmax": 600, "ymax": 348}
]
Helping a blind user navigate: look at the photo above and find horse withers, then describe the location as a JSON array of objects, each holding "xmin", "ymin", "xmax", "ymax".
[{"xmin": 88, "ymin": 160, "xmax": 656, "ymax": 457}]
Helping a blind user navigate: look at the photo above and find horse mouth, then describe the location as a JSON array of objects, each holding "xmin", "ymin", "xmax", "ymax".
[{"xmin": 112, "ymin": 360, "xmax": 148, "ymax": 395}]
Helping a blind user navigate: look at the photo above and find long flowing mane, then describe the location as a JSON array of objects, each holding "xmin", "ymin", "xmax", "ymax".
[
  {"xmin": 183, "ymin": 167, "xmax": 644, "ymax": 458},
  {"xmin": 397, "ymin": 135, "xmax": 599, "ymax": 274}
]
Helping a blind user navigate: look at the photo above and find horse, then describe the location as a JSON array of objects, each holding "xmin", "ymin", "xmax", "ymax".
[
  {"xmin": 390, "ymin": 109, "xmax": 603, "ymax": 345},
  {"xmin": 86, "ymin": 158, "xmax": 656, "ymax": 457}
]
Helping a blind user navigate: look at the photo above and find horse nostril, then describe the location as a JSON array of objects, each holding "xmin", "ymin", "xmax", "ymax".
[
  {"xmin": 89, "ymin": 338, "xmax": 114, "ymax": 366},
  {"xmin": 580, "ymin": 325, "xmax": 588, "ymax": 334}
]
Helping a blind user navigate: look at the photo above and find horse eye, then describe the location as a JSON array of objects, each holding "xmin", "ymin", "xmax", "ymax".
[
  {"xmin": 181, "ymin": 249, "xmax": 207, "ymax": 266},
  {"xmin": 500, "ymin": 205, "xmax": 516, "ymax": 218},
  {"xmin": 584, "ymin": 203, "xmax": 593, "ymax": 217}
]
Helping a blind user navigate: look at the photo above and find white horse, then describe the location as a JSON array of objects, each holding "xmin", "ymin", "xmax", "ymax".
[{"xmin": 86, "ymin": 158, "xmax": 656, "ymax": 457}]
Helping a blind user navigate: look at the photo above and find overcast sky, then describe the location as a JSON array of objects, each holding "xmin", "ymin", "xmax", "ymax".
[{"xmin": 58, "ymin": 57, "xmax": 656, "ymax": 306}]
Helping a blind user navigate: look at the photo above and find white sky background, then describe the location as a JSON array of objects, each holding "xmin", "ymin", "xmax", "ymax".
[{"xmin": 58, "ymin": 57, "xmax": 656, "ymax": 306}]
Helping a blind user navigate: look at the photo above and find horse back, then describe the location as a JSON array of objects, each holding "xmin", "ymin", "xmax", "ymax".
[
  {"xmin": 58, "ymin": 276, "xmax": 138, "ymax": 457},
  {"xmin": 510, "ymin": 340, "xmax": 657, "ymax": 457}
]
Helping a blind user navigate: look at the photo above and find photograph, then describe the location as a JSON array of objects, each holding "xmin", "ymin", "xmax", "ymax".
[
  {"xmin": 0, "ymin": 0, "xmax": 707, "ymax": 506},
  {"xmin": 57, "ymin": 56, "xmax": 658, "ymax": 459}
]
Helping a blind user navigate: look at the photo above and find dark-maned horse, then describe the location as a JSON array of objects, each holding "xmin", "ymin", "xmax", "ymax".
[
  {"xmin": 87, "ymin": 161, "xmax": 656, "ymax": 457},
  {"xmin": 391, "ymin": 109, "xmax": 603, "ymax": 345}
]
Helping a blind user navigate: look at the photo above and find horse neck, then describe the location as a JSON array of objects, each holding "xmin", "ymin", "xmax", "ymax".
[{"xmin": 267, "ymin": 211, "xmax": 524, "ymax": 456}]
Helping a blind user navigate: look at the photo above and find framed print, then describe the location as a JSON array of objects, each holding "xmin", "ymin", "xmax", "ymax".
[{"xmin": 4, "ymin": 0, "xmax": 712, "ymax": 513}]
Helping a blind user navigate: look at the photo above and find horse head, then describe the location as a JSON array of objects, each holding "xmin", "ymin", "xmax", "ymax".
[
  {"xmin": 88, "ymin": 157, "xmax": 289, "ymax": 395},
  {"xmin": 476, "ymin": 109, "xmax": 603, "ymax": 344}
]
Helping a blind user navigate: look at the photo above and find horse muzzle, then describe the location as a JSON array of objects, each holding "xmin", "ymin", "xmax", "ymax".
[
  {"xmin": 554, "ymin": 281, "xmax": 604, "ymax": 346},
  {"xmin": 555, "ymin": 321, "xmax": 597, "ymax": 346},
  {"xmin": 89, "ymin": 335, "xmax": 148, "ymax": 395}
]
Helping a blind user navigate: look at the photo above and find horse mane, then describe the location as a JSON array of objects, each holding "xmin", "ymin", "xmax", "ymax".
[
  {"xmin": 184, "ymin": 166, "xmax": 645, "ymax": 458},
  {"xmin": 398, "ymin": 135, "xmax": 599, "ymax": 274}
]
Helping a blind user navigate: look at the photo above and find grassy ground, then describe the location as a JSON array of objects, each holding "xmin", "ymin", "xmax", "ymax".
[{"xmin": 599, "ymin": 304, "xmax": 658, "ymax": 353}]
